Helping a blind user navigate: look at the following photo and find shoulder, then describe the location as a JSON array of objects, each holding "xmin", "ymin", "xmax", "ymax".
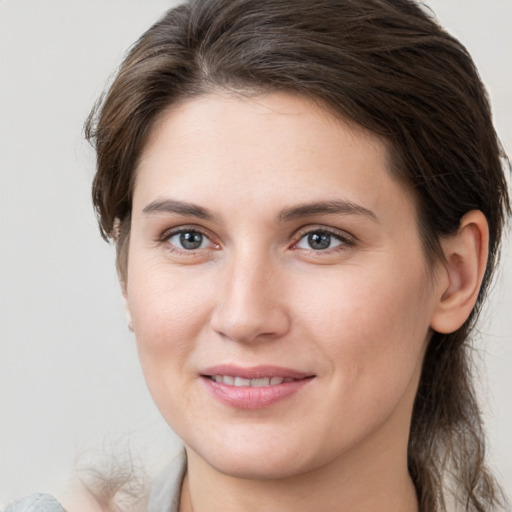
[
  {"xmin": 3, "ymin": 451, "xmax": 186, "ymax": 512},
  {"xmin": 2, "ymin": 494, "xmax": 66, "ymax": 512},
  {"xmin": 3, "ymin": 491, "xmax": 105, "ymax": 512}
]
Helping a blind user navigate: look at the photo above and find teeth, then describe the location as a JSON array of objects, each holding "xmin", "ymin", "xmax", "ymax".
[
  {"xmin": 251, "ymin": 377, "xmax": 270, "ymax": 387},
  {"xmin": 234, "ymin": 377, "xmax": 251, "ymax": 386},
  {"xmin": 212, "ymin": 375, "xmax": 294, "ymax": 387}
]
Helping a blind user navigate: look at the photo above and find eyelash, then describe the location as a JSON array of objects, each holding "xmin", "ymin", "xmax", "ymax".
[
  {"xmin": 160, "ymin": 226, "xmax": 217, "ymax": 255},
  {"xmin": 292, "ymin": 227, "xmax": 356, "ymax": 253},
  {"xmin": 159, "ymin": 226, "xmax": 356, "ymax": 255}
]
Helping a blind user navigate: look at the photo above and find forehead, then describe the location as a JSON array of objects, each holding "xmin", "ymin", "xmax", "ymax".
[{"xmin": 133, "ymin": 91, "xmax": 415, "ymax": 221}]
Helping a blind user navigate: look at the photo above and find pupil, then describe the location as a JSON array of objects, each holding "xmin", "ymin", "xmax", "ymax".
[
  {"xmin": 180, "ymin": 231, "xmax": 203, "ymax": 249},
  {"xmin": 308, "ymin": 232, "xmax": 330, "ymax": 250}
]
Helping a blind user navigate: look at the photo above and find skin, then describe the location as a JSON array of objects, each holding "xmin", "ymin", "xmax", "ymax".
[{"xmin": 123, "ymin": 91, "xmax": 488, "ymax": 512}]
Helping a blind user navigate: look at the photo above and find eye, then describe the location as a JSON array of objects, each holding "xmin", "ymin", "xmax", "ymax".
[
  {"xmin": 295, "ymin": 229, "xmax": 350, "ymax": 251},
  {"xmin": 166, "ymin": 229, "xmax": 213, "ymax": 251}
]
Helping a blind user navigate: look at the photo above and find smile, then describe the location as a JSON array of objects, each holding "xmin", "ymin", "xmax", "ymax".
[
  {"xmin": 201, "ymin": 365, "xmax": 314, "ymax": 409},
  {"xmin": 210, "ymin": 375, "xmax": 296, "ymax": 387}
]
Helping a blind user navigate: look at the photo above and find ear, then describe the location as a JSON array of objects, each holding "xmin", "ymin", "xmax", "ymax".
[
  {"xmin": 430, "ymin": 210, "xmax": 489, "ymax": 334},
  {"xmin": 120, "ymin": 281, "xmax": 134, "ymax": 332}
]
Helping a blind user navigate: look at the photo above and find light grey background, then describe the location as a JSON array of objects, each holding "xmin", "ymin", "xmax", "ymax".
[{"xmin": 0, "ymin": 0, "xmax": 511, "ymax": 505}]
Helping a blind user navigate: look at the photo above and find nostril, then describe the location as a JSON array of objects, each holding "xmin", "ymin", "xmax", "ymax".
[
  {"xmin": 210, "ymin": 308, "xmax": 291, "ymax": 344},
  {"xmin": 209, "ymin": 263, "xmax": 291, "ymax": 342}
]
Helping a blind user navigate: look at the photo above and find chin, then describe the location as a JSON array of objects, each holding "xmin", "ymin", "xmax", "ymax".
[
  {"xmin": 202, "ymin": 450, "xmax": 309, "ymax": 481},
  {"xmin": 184, "ymin": 425, "xmax": 324, "ymax": 481}
]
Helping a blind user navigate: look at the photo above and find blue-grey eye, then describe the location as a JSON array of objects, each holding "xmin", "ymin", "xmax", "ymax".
[
  {"xmin": 168, "ymin": 230, "xmax": 209, "ymax": 250},
  {"xmin": 297, "ymin": 231, "xmax": 343, "ymax": 250}
]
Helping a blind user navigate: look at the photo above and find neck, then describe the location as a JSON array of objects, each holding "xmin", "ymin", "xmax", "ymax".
[{"xmin": 179, "ymin": 424, "xmax": 419, "ymax": 512}]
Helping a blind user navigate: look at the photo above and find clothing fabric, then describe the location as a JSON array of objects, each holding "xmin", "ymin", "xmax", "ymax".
[
  {"xmin": 2, "ymin": 494, "xmax": 66, "ymax": 512},
  {"xmin": 147, "ymin": 450, "xmax": 187, "ymax": 512},
  {"xmin": 2, "ymin": 450, "xmax": 187, "ymax": 512}
]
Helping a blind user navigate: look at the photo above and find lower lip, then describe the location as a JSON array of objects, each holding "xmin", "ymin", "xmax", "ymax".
[{"xmin": 201, "ymin": 377, "xmax": 313, "ymax": 409}]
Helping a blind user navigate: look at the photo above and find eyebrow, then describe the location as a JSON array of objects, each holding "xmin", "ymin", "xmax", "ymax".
[
  {"xmin": 142, "ymin": 199, "xmax": 214, "ymax": 220},
  {"xmin": 142, "ymin": 198, "xmax": 377, "ymax": 223},
  {"xmin": 278, "ymin": 200, "xmax": 378, "ymax": 223}
]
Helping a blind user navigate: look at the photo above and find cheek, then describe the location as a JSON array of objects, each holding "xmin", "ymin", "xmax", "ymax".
[
  {"xmin": 298, "ymin": 262, "xmax": 432, "ymax": 389},
  {"xmin": 128, "ymin": 261, "xmax": 211, "ymax": 345},
  {"xmin": 126, "ymin": 264, "xmax": 211, "ymax": 415}
]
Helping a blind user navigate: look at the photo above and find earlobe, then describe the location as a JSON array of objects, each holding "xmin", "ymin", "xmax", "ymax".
[
  {"xmin": 121, "ymin": 283, "xmax": 134, "ymax": 332},
  {"xmin": 430, "ymin": 210, "xmax": 489, "ymax": 334}
]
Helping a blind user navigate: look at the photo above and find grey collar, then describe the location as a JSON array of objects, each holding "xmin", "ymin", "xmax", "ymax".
[{"xmin": 147, "ymin": 450, "xmax": 187, "ymax": 512}]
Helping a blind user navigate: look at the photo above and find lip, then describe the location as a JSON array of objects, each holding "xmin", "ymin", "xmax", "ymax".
[
  {"xmin": 200, "ymin": 365, "xmax": 315, "ymax": 410},
  {"xmin": 201, "ymin": 364, "xmax": 312, "ymax": 380}
]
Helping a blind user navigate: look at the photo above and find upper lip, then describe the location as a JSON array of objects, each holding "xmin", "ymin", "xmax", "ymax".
[{"xmin": 200, "ymin": 364, "xmax": 314, "ymax": 380}]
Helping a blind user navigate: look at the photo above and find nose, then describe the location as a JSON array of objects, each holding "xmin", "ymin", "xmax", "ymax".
[{"xmin": 210, "ymin": 251, "xmax": 291, "ymax": 343}]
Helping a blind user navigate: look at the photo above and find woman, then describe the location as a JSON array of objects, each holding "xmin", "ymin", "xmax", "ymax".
[{"xmin": 5, "ymin": 0, "xmax": 510, "ymax": 511}]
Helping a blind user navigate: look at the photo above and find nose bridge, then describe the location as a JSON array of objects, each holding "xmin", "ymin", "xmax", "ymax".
[{"xmin": 211, "ymin": 245, "xmax": 290, "ymax": 343}]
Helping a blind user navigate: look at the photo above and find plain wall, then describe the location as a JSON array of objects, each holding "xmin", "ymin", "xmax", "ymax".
[{"xmin": 1, "ymin": 0, "xmax": 511, "ymax": 504}]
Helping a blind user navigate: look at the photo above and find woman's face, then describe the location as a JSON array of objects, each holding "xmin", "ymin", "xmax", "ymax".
[{"xmin": 126, "ymin": 92, "xmax": 440, "ymax": 479}]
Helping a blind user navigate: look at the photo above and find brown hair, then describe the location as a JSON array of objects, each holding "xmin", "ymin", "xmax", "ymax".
[{"xmin": 85, "ymin": 1, "xmax": 511, "ymax": 510}]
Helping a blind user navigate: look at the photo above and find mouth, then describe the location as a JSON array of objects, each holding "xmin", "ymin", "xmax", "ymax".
[
  {"xmin": 208, "ymin": 375, "xmax": 298, "ymax": 387},
  {"xmin": 200, "ymin": 365, "xmax": 315, "ymax": 409}
]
